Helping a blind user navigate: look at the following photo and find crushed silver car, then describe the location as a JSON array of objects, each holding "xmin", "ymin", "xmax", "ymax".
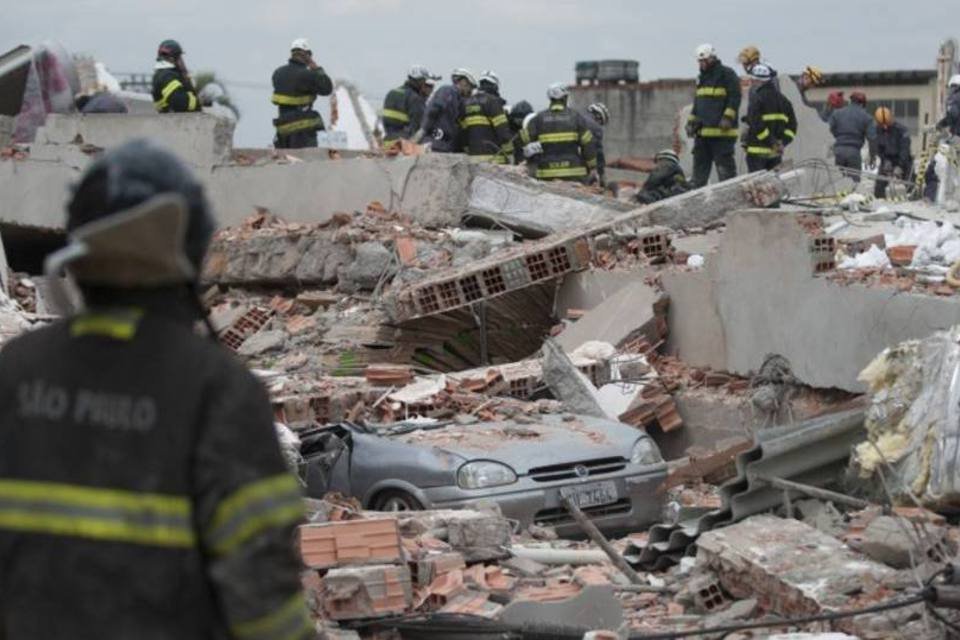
[{"xmin": 299, "ymin": 413, "xmax": 666, "ymax": 536}]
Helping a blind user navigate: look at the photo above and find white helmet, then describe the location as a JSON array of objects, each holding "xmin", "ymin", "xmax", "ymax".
[
  {"xmin": 546, "ymin": 82, "xmax": 569, "ymax": 101},
  {"xmin": 750, "ymin": 63, "xmax": 773, "ymax": 82},
  {"xmin": 695, "ymin": 43, "xmax": 716, "ymax": 61},
  {"xmin": 479, "ymin": 70, "xmax": 500, "ymax": 90},
  {"xmin": 408, "ymin": 65, "xmax": 441, "ymax": 84},
  {"xmin": 452, "ymin": 68, "xmax": 478, "ymax": 87},
  {"xmin": 290, "ymin": 38, "xmax": 311, "ymax": 52},
  {"xmin": 655, "ymin": 148, "xmax": 680, "ymax": 164},
  {"xmin": 950, "ymin": 74, "xmax": 960, "ymax": 89},
  {"xmin": 587, "ymin": 102, "xmax": 610, "ymax": 125}
]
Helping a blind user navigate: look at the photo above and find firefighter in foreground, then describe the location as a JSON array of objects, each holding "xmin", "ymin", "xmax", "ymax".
[
  {"xmin": 584, "ymin": 102, "xmax": 610, "ymax": 186},
  {"xmin": 829, "ymin": 91, "xmax": 876, "ymax": 183},
  {"xmin": 271, "ymin": 38, "xmax": 334, "ymax": 149},
  {"xmin": 0, "ymin": 139, "xmax": 310, "ymax": 639},
  {"xmin": 636, "ymin": 148, "xmax": 690, "ymax": 204},
  {"xmin": 873, "ymin": 106, "xmax": 913, "ymax": 199},
  {"xmin": 939, "ymin": 74, "xmax": 960, "ymax": 136},
  {"xmin": 687, "ymin": 44, "xmax": 741, "ymax": 187},
  {"xmin": 521, "ymin": 83, "xmax": 598, "ymax": 183},
  {"xmin": 415, "ymin": 69, "xmax": 477, "ymax": 152},
  {"xmin": 742, "ymin": 63, "xmax": 797, "ymax": 172},
  {"xmin": 381, "ymin": 65, "xmax": 440, "ymax": 147},
  {"xmin": 462, "ymin": 70, "xmax": 514, "ymax": 163},
  {"xmin": 152, "ymin": 39, "xmax": 200, "ymax": 113}
]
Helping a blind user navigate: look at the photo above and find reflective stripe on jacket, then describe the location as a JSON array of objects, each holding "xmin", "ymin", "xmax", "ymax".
[
  {"xmin": 0, "ymin": 300, "xmax": 309, "ymax": 640},
  {"xmin": 152, "ymin": 67, "xmax": 199, "ymax": 113},
  {"xmin": 522, "ymin": 103, "xmax": 598, "ymax": 180},
  {"xmin": 690, "ymin": 60, "xmax": 741, "ymax": 138},
  {"xmin": 461, "ymin": 90, "xmax": 514, "ymax": 162},
  {"xmin": 744, "ymin": 81, "xmax": 798, "ymax": 156},
  {"xmin": 382, "ymin": 81, "xmax": 426, "ymax": 142},
  {"xmin": 271, "ymin": 58, "xmax": 333, "ymax": 135}
]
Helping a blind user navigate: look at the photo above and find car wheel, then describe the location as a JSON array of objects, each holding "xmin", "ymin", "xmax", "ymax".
[{"xmin": 372, "ymin": 490, "xmax": 423, "ymax": 512}]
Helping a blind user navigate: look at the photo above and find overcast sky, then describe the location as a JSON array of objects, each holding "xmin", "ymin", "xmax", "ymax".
[{"xmin": 4, "ymin": 0, "xmax": 957, "ymax": 146}]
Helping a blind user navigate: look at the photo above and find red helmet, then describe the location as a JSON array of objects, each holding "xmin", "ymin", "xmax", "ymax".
[
  {"xmin": 827, "ymin": 91, "xmax": 845, "ymax": 109},
  {"xmin": 850, "ymin": 91, "xmax": 867, "ymax": 105}
]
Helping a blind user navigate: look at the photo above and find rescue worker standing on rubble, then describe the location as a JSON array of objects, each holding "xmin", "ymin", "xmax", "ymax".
[
  {"xmin": 636, "ymin": 148, "xmax": 690, "ymax": 204},
  {"xmin": 743, "ymin": 64, "xmax": 797, "ymax": 172},
  {"xmin": 938, "ymin": 74, "xmax": 960, "ymax": 136},
  {"xmin": 462, "ymin": 71, "xmax": 514, "ymax": 163},
  {"xmin": 584, "ymin": 103, "xmax": 610, "ymax": 186},
  {"xmin": 687, "ymin": 44, "xmax": 741, "ymax": 187},
  {"xmin": 0, "ymin": 139, "xmax": 311, "ymax": 640},
  {"xmin": 381, "ymin": 66, "xmax": 440, "ymax": 147},
  {"xmin": 507, "ymin": 100, "xmax": 534, "ymax": 164},
  {"xmin": 271, "ymin": 38, "xmax": 334, "ymax": 149},
  {"xmin": 521, "ymin": 83, "xmax": 598, "ymax": 183},
  {"xmin": 152, "ymin": 40, "xmax": 200, "ymax": 113},
  {"xmin": 414, "ymin": 69, "xmax": 477, "ymax": 152},
  {"xmin": 829, "ymin": 91, "xmax": 877, "ymax": 183},
  {"xmin": 873, "ymin": 106, "xmax": 913, "ymax": 199}
]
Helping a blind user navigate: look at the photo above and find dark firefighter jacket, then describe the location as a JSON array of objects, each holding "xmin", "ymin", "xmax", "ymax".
[
  {"xmin": 421, "ymin": 85, "xmax": 464, "ymax": 152},
  {"xmin": 0, "ymin": 293, "xmax": 310, "ymax": 640},
  {"xmin": 382, "ymin": 81, "xmax": 427, "ymax": 143},
  {"xmin": 876, "ymin": 122, "xmax": 913, "ymax": 173},
  {"xmin": 461, "ymin": 90, "xmax": 513, "ymax": 163},
  {"xmin": 689, "ymin": 60, "xmax": 741, "ymax": 139},
  {"xmin": 271, "ymin": 58, "xmax": 334, "ymax": 138},
  {"xmin": 939, "ymin": 90, "xmax": 960, "ymax": 136},
  {"xmin": 521, "ymin": 103, "xmax": 598, "ymax": 180},
  {"xmin": 152, "ymin": 63, "xmax": 200, "ymax": 113},
  {"xmin": 583, "ymin": 115, "xmax": 606, "ymax": 179},
  {"xmin": 744, "ymin": 81, "xmax": 798, "ymax": 157},
  {"xmin": 638, "ymin": 160, "xmax": 689, "ymax": 202}
]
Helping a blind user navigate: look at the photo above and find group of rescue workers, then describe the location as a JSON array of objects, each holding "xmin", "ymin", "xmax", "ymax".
[
  {"xmin": 3, "ymin": 33, "xmax": 960, "ymax": 640},
  {"xmin": 149, "ymin": 37, "xmax": 960, "ymax": 203}
]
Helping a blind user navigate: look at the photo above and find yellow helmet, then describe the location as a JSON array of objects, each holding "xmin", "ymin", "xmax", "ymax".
[
  {"xmin": 738, "ymin": 45, "xmax": 760, "ymax": 66},
  {"xmin": 803, "ymin": 65, "xmax": 824, "ymax": 86},
  {"xmin": 874, "ymin": 106, "xmax": 894, "ymax": 126}
]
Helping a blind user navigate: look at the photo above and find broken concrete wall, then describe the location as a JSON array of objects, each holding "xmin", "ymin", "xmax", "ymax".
[
  {"xmin": 663, "ymin": 209, "xmax": 960, "ymax": 392},
  {"xmin": 34, "ymin": 113, "xmax": 235, "ymax": 166}
]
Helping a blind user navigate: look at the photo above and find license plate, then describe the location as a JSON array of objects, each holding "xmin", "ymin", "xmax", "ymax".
[{"xmin": 560, "ymin": 481, "xmax": 618, "ymax": 509}]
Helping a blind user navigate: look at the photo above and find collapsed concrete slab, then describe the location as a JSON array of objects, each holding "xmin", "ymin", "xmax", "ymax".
[
  {"xmin": 696, "ymin": 515, "xmax": 908, "ymax": 637},
  {"xmin": 468, "ymin": 167, "xmax": 786, "ymax": 236},
  {"xmin": 663, "ymin": 209, "xmax": 960, "ymax": 392},
  {"xmin": 556, "ymin": 281, "xmax": 665, "ymax": 352}
]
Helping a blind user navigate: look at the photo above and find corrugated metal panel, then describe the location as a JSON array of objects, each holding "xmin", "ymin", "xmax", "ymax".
[{"xmin": 627, "ymin": 409, "xmax": 865, "ymax": 570}]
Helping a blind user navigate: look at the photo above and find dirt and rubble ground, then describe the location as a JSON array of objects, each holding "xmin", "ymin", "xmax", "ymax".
[{"xmin": 6, "ymin": 153, "xmax": 960, "ymax": 638}]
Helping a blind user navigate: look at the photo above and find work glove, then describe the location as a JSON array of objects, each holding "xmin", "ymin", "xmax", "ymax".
[
  {"xmin": 719, "ymin": 116, "xmax": 734, "ymax": 131},
  {"xmin": 893, "ymin": 166, "xmax": 904, "ymax": 179},
  {"xmin": 587, "ymin": 170, "xmax": 600, "ymax": 185},
  {"xmin": 523, "ymin": 141, "xmax": 543, "ymax": 158},
  {"xmin": 771, "ymin": 141, "xmax": 785, "ymax": 157},
  {"xmin": 684, "ymin": 119, "xmax": 700, "ymax": 138}
]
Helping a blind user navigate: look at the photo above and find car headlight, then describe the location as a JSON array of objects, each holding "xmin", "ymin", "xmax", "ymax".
[
  {"xmin": 631, "ymin": 438, "xmax": 662, "ymax": 465},
  {"xmin": 457, "ymin": 461, "xmax": 518, "ymax": 489}
]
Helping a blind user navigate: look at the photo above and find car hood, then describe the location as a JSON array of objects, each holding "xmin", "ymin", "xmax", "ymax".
[{"xmin": 387, "ymin": 414, "xmax": 645, "ymax": 474}]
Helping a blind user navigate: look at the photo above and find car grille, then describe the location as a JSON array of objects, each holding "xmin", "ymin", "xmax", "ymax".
[
  {"xmin": 533, "ymin": 499, "xmax": 632, "ymax": 525},
  {"xmin": 527, "ymin": 457, "xmax": 627, "ymax": 482}
]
